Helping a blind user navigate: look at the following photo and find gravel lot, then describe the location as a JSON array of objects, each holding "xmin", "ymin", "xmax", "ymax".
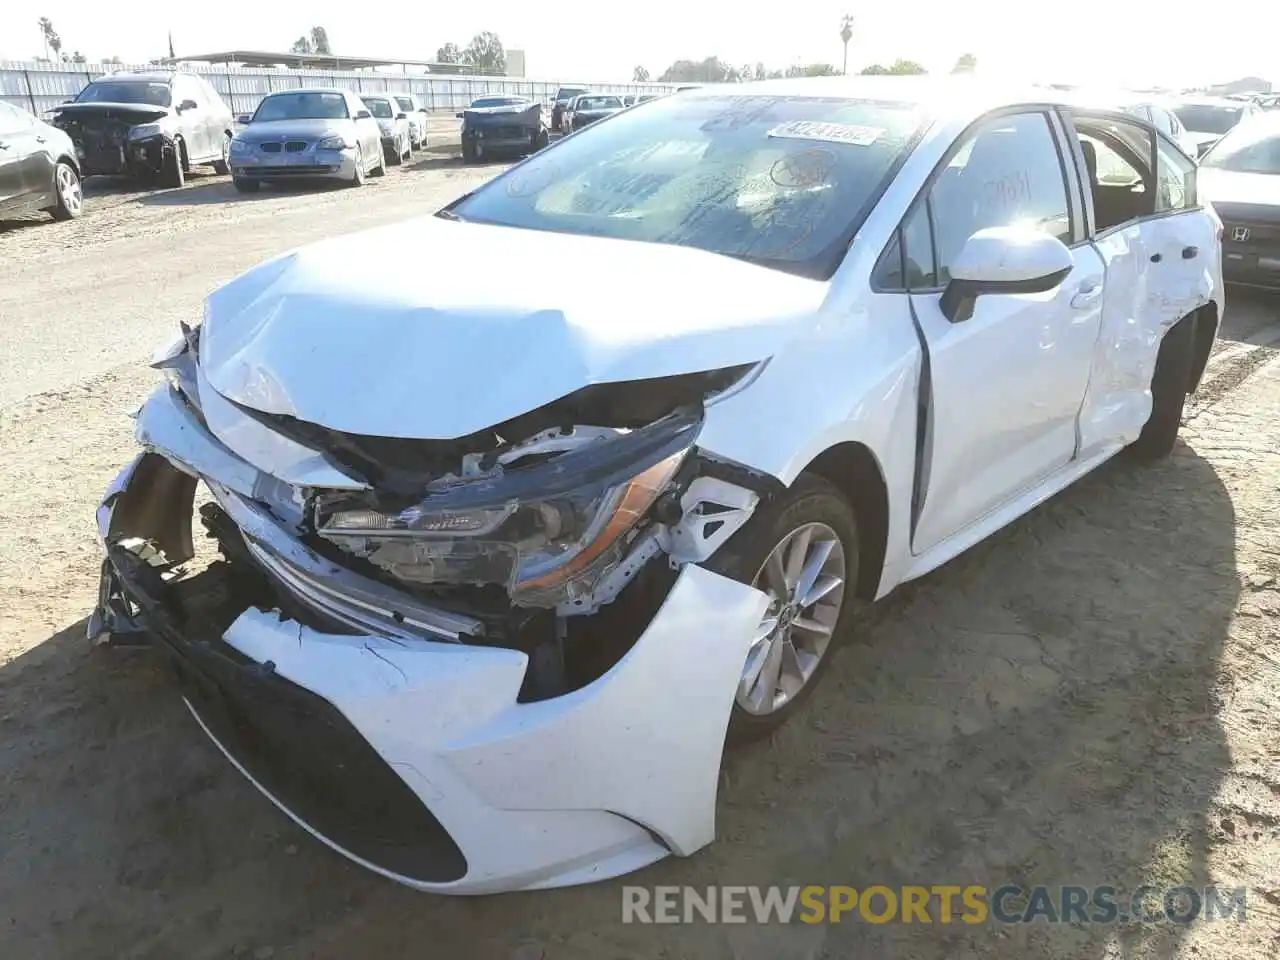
[{"xmin": 1, "ymin": 137, "xmax": 1279, "ymax": 960}]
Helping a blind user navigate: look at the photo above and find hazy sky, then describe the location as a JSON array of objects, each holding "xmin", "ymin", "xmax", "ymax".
[{"xmin": 1, "ymin": 2, "xmax": 1275, "ymax": 89}]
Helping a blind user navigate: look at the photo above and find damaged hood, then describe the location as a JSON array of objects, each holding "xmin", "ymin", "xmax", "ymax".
[
  {"xmin": 53, "ymin": 102, "xmax": 170, "ymax": 124},
  {"xmin": 201, "ymin": 217, "xmax": 826, "ymax": 439}
]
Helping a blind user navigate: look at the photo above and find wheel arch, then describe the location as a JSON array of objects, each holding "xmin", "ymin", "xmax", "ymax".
[
  {"xmin": 796, "ymin": 441, "xmax": 889, "ymax": 602},
  {"xmin": 52, "ymin": 153, "xmax": 81, "ymax": 181},
  {"xmin": 1186, "ymin": 300, "xmax": 1220, "ymax": 394}
]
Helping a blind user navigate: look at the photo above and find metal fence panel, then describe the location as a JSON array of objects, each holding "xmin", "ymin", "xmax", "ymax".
[{"xmin": 0, "ymin": 59, "xmax": 683, "ymax": 118}]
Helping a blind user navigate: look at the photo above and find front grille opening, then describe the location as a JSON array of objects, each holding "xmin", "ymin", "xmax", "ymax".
[{"xmin": 148, "ymin": 562, "xmax": 469, "ymax": 884}]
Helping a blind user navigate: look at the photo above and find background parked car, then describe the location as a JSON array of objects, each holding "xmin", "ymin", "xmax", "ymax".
[
  {"xmin": 1170, "ymin": 96, "xmax": 1260, "ymax": 157},
  {"xmin": 550, "ymin": 85, "xmax": 588, "ymax": 132},
  {"xmin": 563, "ymin": 94, "xmax": 625, "ymax": 132},
  {"xmin": 458, "ymin": 95, "xmax": 548, "ymax": 163},
  {"xmin": 0, "ymin": 102, "xmax": 83, "ymax": 222},
  {"xmin": 392, "ymin": 93, "xmax": 429, "ymax": 149},
  {"xmin": 229, "ymin": 88, "xmax": 384, "ymax": 192},
  {"xmin": 51, "ymin": 70, "xmax": 233, "ymax": 187},
  {"xmin": 1199, "ymin": 111, "xmax": 1280, "ymax": 291},
  {"xmin": 360, "ymin": 95, "xmax": 412, "ymax": 165}
]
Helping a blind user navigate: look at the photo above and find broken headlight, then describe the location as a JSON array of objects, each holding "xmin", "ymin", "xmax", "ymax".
[{"xmin": 316, "ymin": 410, "xmax": 700, "ymax": 607}]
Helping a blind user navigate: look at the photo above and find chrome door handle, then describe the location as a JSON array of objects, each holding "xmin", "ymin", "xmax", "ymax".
[{"xmin": 1070, "ymin": 282, "xmax": 1103, "ymax": 309}]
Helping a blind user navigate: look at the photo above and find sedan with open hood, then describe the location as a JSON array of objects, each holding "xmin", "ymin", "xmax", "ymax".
[
  {"xmin": 92, "ymin": 78, "xmax": 1222, "ymax": 894},
  {"xmin": 457, "ymin": 95, "xmax": 548, "ymax": 163}
]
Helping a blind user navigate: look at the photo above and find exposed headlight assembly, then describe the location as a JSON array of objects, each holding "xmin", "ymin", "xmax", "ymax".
[
  {"xmin": 228, "ymin": 138, "xmax": 250, "ymax": 154},
  {"xmin": 317, "ymin": 135, "xmax": 350, "ymax": 150},
  {"xmin": 315, "ymin": 410, "xmax": 701, "ymax": 607}
]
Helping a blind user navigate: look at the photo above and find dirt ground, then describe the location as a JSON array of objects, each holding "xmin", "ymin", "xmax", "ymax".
[{"xmin": 1, "ymin": 137, "xmax": 1279, "ymax": 960}]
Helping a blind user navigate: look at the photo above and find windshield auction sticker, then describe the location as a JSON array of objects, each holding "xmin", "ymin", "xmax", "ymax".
[{"xmin": 767, "ymin": 120, "xmax": 883, "ymax": 146}]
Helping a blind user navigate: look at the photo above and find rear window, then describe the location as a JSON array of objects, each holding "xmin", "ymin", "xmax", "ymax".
[
  {"xmin": 363, "ymin": 98, "xmax": 395, "ymax": 119},
  {"xmin": 395, "ymin": 97, "xmax": 415, "ymax": 111},
  {"xmin": 577, "ymin": 96, "xmax": 622, "ymax": 111},
  {"xmin": 449, "ymin": 94, "xmax": 925, "ymax": 279},
  {"xmin": 1173, "ymin": 104, "xmax": 1244, "ymax": 135},
  {"xmin": 76, "ymin": 80, "xmax": 171, "ymax": 107},
  {"xmin": 471, "ymin": 97, "xmax": 525, "ymax": 108}
]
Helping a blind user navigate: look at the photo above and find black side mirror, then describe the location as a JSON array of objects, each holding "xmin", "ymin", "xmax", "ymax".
[
  {"xmin": 456, "ymin": 111, "xmax": 465, "ymax": 119},
  {"xmin": 236, "ymin": 114, "xmax": 252, "ymax": 125},
  {"xmin": 355, "ymin": 109, "xmax": 372, "ymax": 120},
  {"xmin": 396, "ymin": 112, "xmax": 408, "ymax": 120},
  {"xmin": 178, "ymin": 99, "xmax": 198, "ymax": 112}
]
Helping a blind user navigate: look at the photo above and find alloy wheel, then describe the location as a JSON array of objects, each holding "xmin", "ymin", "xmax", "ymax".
[
  {"xmin": 736, "ymin": 522, "xmax": 846, "ymax": 716},
  {"xmin": 57, "ymin": 165, "xmax": 82, "ymax": 215}
]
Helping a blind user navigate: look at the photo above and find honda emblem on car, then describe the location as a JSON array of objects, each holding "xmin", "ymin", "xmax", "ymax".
[{"xmin": 1232, "ymin": 227, "xmax": 1251, "ymax": 242}]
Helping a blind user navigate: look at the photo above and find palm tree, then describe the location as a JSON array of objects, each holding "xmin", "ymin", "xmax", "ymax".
[{"xmin": 839, "ymin": 15, "xmax": 854, "ymax": 75}]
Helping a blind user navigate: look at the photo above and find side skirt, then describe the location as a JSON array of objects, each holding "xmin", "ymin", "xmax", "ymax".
[{"xmin": 899, "ymin": 441, "xmax": 1124, "ymax": 585}]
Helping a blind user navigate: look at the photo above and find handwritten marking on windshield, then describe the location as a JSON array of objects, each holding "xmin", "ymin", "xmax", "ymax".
[{"xmin": 770, "ymin": 149, "xmax": 837, "ymax": 188}]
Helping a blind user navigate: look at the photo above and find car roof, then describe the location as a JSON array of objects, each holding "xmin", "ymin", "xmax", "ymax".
[
  {"xmin": 1170, "ymin": 95, "xmax": 1250, "ymax": 107},
  {"xmin": 676, "ymin": 76, "xmax": 1136, "ymax": 125},
  {"xmin": 92, "ymin": 71, "xmax": 175, "ymax": 83},
  {"xmin": 264, "ymin": 87, "xmax": 350, "ymax": 97}
]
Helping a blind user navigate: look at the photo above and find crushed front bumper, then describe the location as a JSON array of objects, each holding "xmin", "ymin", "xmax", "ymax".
[{"xmin": 91, "ymin": 386, "xmax": 769, "ymax": 893}]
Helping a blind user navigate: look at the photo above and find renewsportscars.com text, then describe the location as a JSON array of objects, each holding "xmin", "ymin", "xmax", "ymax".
[{"xmin": 622, "ymin": 884, "xmax": 1249, "ymax": 925}]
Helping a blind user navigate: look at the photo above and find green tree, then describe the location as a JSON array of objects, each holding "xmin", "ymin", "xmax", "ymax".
[
  {"xmin": 69, "ymin": 50, "xmax": 86, "ymax": 63},
  {"xmin": 310, "ymin": 26, "xmax": 332, "ymax": 55},
  {"xmin": 463, "ymin": 32, "xmax": 506, "ymax": 74},
  {"xmin": 633, "ymin": 65, "xmax": 649, "ymax": 82},
  {"xmin": 951, "ymin": 52, "xmax": 977, "ymax": 73},
  {"xmin": 289, "ymin": 35, "xmax": 313, "ymax": 54},
  {"xmin": 436, "ymin": 42, "xmax": 462, "ymax": 63},
  {"xmin": 786, "ymin": 63, "xmax": 839, "ymax": 78},
  {"xmin": 861, "ymin": 58, "xmax": 926, "ymax": 76},
  {"xmin": 38, "ymin": 17, "xmax": 62, "ymax": 60},
  {"xmin": 658, "ymin": 56, "xmax": 735, "ymax": 83}
]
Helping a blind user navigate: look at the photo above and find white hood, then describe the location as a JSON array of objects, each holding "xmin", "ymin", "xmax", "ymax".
[
  {"xmin": 1199, "ymin": 167, "xmax": 1280, "ymax": 207},
  {"xmin": 200, "ymin": 217, "xmax": 826, "ymax": 439}
]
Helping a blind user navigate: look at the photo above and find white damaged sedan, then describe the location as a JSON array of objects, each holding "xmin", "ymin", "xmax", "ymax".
[{"xmin": 91, "ymin": 78, "xmax": 1223, "ymax": 893}]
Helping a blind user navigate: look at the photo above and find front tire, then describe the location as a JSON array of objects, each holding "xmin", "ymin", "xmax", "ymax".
[
  {"xmin": 461, "ymin": 137, "xmax": 477, "ymax": 163},
  {"xmin": 161, "ymin": 141, "xmax": 184, "ymax": 188},
  {"xmin": 212, "ymin": 134, "xmax": 231, "ymax": 175},
  {"xmin": 348, "ymin": 145, "xmax": 366, "ymax": 187},
  {"xmin": 704, "ymin": 474, "xmax": 860, "ymax": 743},
  {"xmin": 50, "ymin": 161, "xmax": 83, "ymax": 220},
  {"xmin": 1128, "ymin": 313, "xmax": 1196, "ymax": 460}
]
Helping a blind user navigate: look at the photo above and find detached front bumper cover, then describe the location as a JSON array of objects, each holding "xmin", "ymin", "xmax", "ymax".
[{"xmin": 89, "ymin": 387, "xmax": 771, "ymax": 893}]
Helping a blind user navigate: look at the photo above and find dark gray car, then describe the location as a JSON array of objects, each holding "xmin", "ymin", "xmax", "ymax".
[
  {"xmin": 0, "ymin": 102, "xmax": 83, "ymax": 222},
  {"xmin": 51, "ymin": 70, "xmax": 234, "ymax": 187}
]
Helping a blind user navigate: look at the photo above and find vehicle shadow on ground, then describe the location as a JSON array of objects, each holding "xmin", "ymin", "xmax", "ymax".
[
  {"xmin": 0, "ymin": 214, "xmax": 54, "ymax": 235},
  {"xmin": 404, "ymin": 150, "xmax": 511, "ymax": 173},
  {"xmin": 134, "ymin": 180, "xmax": 327, "ymax": 207},
  {"xmin": 0, "ymin": 442, "xmax": 1237, "ymax": 960}
]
